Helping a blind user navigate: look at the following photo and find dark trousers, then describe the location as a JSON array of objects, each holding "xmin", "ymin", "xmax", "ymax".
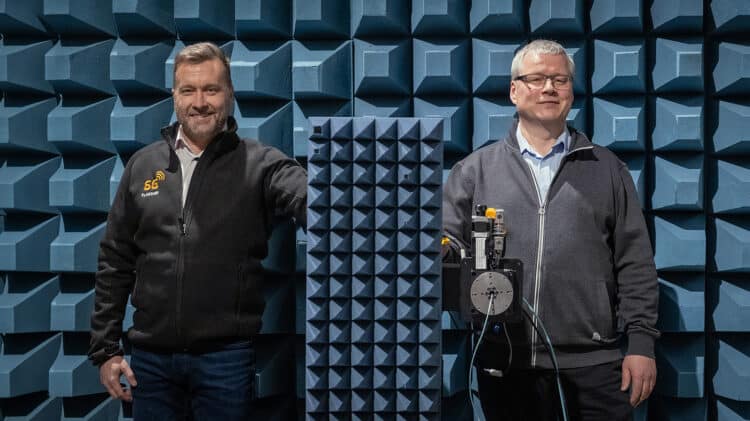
[
  {"xmin": 130, "ymin": 341, "xmax": 255, "ymax": 421},
  {"xmin": 477, "ymin": 360, "xmax": 633, "ymax": 421}
]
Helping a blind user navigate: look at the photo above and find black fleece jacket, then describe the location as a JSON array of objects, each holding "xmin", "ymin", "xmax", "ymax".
[
  {"xmin": 89, "ymin": 117, "xmax": 306, "ymax": 365},
  {"xmin": 443, "ymin": 121, "xmax": 659, "ymax": 369}
]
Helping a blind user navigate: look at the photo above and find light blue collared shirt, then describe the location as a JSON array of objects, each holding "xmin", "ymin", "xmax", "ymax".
[{"xmin": 516, "ymin": 124, "xmax": 569, "ymax": 205}]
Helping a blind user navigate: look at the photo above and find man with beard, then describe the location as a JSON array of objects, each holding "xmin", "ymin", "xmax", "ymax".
[
  {"xmin": 442, "ymin": 39, "xmax": 658, "ymax": 420},
  {"xmin": 88, "ymin": 42, "xmax": 307, "ymax": 420}
]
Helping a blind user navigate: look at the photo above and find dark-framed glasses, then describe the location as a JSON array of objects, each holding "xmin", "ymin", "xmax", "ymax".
[{"xmin": 514, "ymin": 74, "xmax": 572, "ymax": 89}]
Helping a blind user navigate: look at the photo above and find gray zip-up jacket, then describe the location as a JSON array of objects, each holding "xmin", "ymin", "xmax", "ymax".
[{"xmin": 443, "ymin": 121, "xmax": 659, "ymax": 369}]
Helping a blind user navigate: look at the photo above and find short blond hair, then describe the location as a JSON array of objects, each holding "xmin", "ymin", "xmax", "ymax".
[
  {"xmin": 511, "ymin": 39, "xmax": 575, "ymax": 79},
  {"xmin": 173, "ymin": 42, "xmax": 233, "ymax": 88}
]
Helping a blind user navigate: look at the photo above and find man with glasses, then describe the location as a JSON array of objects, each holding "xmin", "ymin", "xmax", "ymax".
[{"xmin": 442, "ymin": 40, "xmax": 659, "ymax": 420}]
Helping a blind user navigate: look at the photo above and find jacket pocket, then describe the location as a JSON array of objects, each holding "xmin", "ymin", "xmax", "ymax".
[{"xmin": 541, "ymin": 278, "xmax": 617, "ymax": 347}]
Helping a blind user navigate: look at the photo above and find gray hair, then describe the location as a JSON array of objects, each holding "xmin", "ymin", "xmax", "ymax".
[
  {"xmin": 174, "ymin": 42, "xmax": 233, "ymax": 89},
  {"xmin": 510, "ymin": 39, "xmax": 575, "ymax": 79}
]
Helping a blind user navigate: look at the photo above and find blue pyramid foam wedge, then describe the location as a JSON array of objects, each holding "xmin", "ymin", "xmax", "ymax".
[
  {"xmin": 413, "ymin": 97, "xmax": 469, "ymax": 155},
  {"xmin": 565, "ymin": 42, "xmax": 586, "ymax": 94},
  {"xmin": 0, "ymin": 98, "xmax": 58, "ymax": 154},
  {"xmin": 0, "ymin": 157, "xmax": 60, "ymax": 214},
  {"xmin": 47, "ymin": 98, "xmax": 117, "ymax": 155},
  {"xmin": 567, "ymin": 98, "xmax": 587, "ymax": 134},
  {"xmin": 651, "ymin": 0, "xmax": 702, "ymax": 34},
  {"xmin": 472, "ymin": 98, "xmax": 514, "ymax": 150},
  {"xmin": 234, "ymin": 102, "xmax": 293, "ymax": 156},
  {"xmin": 592, "ymin": 97, "xmax": 645, "ymax": 151},
  {"xmin": 174, "ymin": 0, "xmax": 234, "ymax": 40},
  {"xmin": 656, "ymin": 276, "xmax": 705, "ymax": 332},
  {"xmin": 714, "ymin": 337, "xmax": 750, "ymax": 401},
  {"xmin": 110, "ymin": 97, "xmax": 174, "ymax": 155},
  {"xmin": 411, "ymin": 0, "xmax": 467, "ymax": 36},
  {"xmin": 113, "ymin": 0, "xmax": 175, "ymax": 37},
  {"xmin": 652, "ymin": 97, "xmax": 703, "ymax": 151},
  {"xmin": 713, "ymin": 160, "xmax": 750, "ymax": 214},
  {"xmin": 354, "ymin": 97, "xmax": 411, "ymax": 118},
  {"xmin": 471, "ymin": 39, "xmax": 518, "ymax": 96},
  {"xmin": 715, "ymin": 219, "xmax": 750, "ymax": 273},
  {"xmin": 42, "ymin": 0, "xmax": 116, "ymax": 36},
  {"xmin": 652, "ymin": 155, "xmax": 703, "ymax": 211},
  {"xmin": 653, "ymin": 38, "xmax": 703, "ymax": 93},
  {"xmin": 713, "ymin": 280, "xmax": 750, "ymax": 332},
  {"xmin": 0, "ymin": 274, "xmax": 58, "ymax": 334},
  {"xmin": 109, "ymin": 156, "xmax": 124, "ymax": 207},
  {"xmin": 228, "ymin": 41, "xmax": 292, "ymax": 100},
  {"xmin": 0, "ymin": 216, "xmax": 59, "ymax": 272},
  {"xmin": 351, "ymin": 0, "xmax": 409, "ymax": 37},
  {"xmin": 589, "ymin": 0, "xmax": 641, "ymax": 34},
  {"xmin": 711, "ymin": 0, "xmax": 750, "ymax": 34},
  {"xmin": 714, "ymin": 42, "xmax": 750, "ymax": 96},
  {"xmin": 48, "ymin": 157, "xmax": 118, "ymax": 213},
  {"xmin": 0, "ymin": 333, "xmax": 61, "ymax": 397},
  {"xmin": 48, "ymin": 352, "xmax": 100, "ymax": 397},
  {"xmin": 354, "ymin": 39, "xmax": 411, "ymax": 97},
  {"xmin": 294, "ymin": 0, "xmax": 349, "ymax": 39},
  {"xmin": 45, "ymin": 39, "xmax": 116, "ymax": 96},
  {"xmin": 717, "ymin": 397, "xmax": 750, "ymax": 421},
  {"xmin": 649, "ymin": 397, "xmax": 707, "ymax": 421},
  {"xmin": 653, "ymin": 215, "xmax": 705, "ymax": 271},
  {"xmin": 622, "ymin": 155, "xmax": 646, "ymax": 209},
  {"xmin": 236, "ymin": 0, "xmax": 290, "ymax": 39},
  {"xmin": 293, "ymin": 101, "xmax": 351, "ymax": 159},
  {"xmin": 469, "ymin": 0, "xmax": 524, "ymax": 35},
  {"xmin": 0, "ymin": 0, "xmax": 48, "ymax": 35},
  {"xmin": 655, "ymin": 334, "xmax": 704, "ymax": 398},
  {"xmin": 592, "ymin": 39, "xmax": 645, "ymax": 94},
  {"xmin": 50, "ymin": 286, "xmax": 95, "ymax": 332},
  {"xmin": 110, "ymin": 39, "xmax": 173, "ymax": 96},
  {"xmin": 0, "ymin": 40, "xmax": 55, "ymax": 95},
  {"xmin": 49, "ymin": 220, "xmax": 107, "ymax": 273},
  {"xmin": 528, "ymin": 0, "xmax": 584, "ymax": 35},
  {"xmin": 713, "ymin": 101, "xmax": 750, "ymax": 155},
  {"xmin": 413, "ymin": 38, "xmax": 470, "ymax": 96},
  {"xmin": 293, "ymin": 41, "xmax": 351, "ymax": 100}
]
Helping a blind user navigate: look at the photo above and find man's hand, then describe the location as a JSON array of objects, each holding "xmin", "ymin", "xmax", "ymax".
[
  {"xmin": 621, "ymin": 354, "xmax": 656, "ymax": 407},
  {"xmin": 99, "ymin": 355, "xmax": 137, "ymax": 402}
]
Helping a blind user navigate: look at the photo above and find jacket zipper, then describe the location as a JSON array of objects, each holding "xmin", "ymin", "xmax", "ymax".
[{"xmin": 522, "ymin": 143, "xmax": 594, "ymax": 367}]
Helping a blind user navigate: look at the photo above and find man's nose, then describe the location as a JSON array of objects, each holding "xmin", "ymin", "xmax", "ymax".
[
  {"xmin": 541, "ymin": 77, "xmax": 557, "ymax": 93},
  {"xmin": 193, "ymin": 91, "xmax": 207, "ymax": 108}
]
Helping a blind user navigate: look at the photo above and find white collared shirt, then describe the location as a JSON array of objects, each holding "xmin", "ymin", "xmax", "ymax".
[{"xmin": 174, "ymin": 126, "xmax": 204, "ymax": 208}]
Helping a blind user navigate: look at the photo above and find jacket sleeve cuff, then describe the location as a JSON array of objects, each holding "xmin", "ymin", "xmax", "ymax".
[
  {"xmin": 88, "ymin": 343, "xmax": 124, "ymax": 367},
  {"xmin": 626, "ymin": 332, "xmax": 656, "ymax": 359}
]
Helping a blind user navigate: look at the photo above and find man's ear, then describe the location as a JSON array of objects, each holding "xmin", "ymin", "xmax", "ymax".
[{"xmin": 509, "ymin": 81, "xmax": 518, "ymax": 105}]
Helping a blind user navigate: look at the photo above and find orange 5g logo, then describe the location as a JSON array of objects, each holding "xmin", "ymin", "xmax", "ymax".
[{"xmin": 144, "ymin": 170, "xmax": 166, "ymax": 191}]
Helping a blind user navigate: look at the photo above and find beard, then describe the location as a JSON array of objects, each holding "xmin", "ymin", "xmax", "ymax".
[{"xmin": 176, "ymin": 99, "xmax": 232, "ymax": 144}]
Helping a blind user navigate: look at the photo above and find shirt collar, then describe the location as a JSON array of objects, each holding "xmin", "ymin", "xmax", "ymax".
[{"xmin": 516, "ymin": 123, "xmax": 569, "ymax": 158}]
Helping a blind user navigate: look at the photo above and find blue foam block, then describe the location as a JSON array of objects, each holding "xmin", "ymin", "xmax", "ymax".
[
  {"xmin": 592, "ymin": 97, "xmax": 645, "ymax": 151},
  {"xmin": 714, "ymin": 42, "xmax": 750, "ymax": 96},
  {"xmin": 0, "ymin": 40, "xmax": 55, "ymax": 94},
  {"xmin": 649, "ymin": 396, "xmax": 707, "ymax": 421},
  {"xmin": 45, "ymin": 39, "xmax": 116, "ymax": 95},
  {"xmin": 651, "ymin": 0, "xmax": 702, "ymax": 34},
  {"xmin": 652, "ymin": 97, "xmax": 703, "ymax": 151},
  {"xmin": 472, "ymin": 97, "xmax": 515, "ymax": 151},
  {"xmin": 354, "ymin": 39, "xmax": 411, "ymax": 97},
  {"xmin": 110, "ymin": 39, "xmax": 172, "ymax": 96},
  {"xmin": 354, "ymin": 97, "xmax": 411, "ymax": 118},
  {"xmin": 110, "ymin": 97, "xmax": 174, "ymax": 155},
  {"xmin": 109, "ymin": 157, "xmax": 124, "ymax": 207},
  {"xmin": 469, "ymin": 0, "xmax": 524, "ymax": 35},
  {"xmin": 228, "ymin": 41, "xmax": 292, "ymax": 100},
  {"xmin": 48, "ymin": 354, "xmax": 101, "ymax": 397},
  {"xmin": 589, "ymin": 0, "xmax": 642, "ymax": 34},
  {"xmin": 236, "ymin": 0, "xmax": 290, "ymax": 39},
  {"xmin": 48, "ymin": 98, "xmax": 117, "ymax": 154},
  {"xmin": 0, "ymin": 274, "xmax": 58, "ymax": 334},
  {"xmin": 42, "ymin": 0, "xmax": 116, "ymax": 36},
  {"xmin": 592, "ymin": 39, "xmax": 646, "ymax": 94},
  {"xmin": 715, "ymin": 219, "xmax": 750, "ymax": 273},
  {"xmin": 294, "ymin": 0, "xmax": 349, "ymax": 39},
  {"xmin": 0, "ymin": 157, "xmax": 60, "ymax": 213},
  {"xmin": 113, "ymin": 0, "xmax": 175, "ymax": 37},
  {"xmin": 50, "ymin": 289, "xmax": 95, "ymax": 332},
  {"xmin": 293, "ymin": 41, "xmax": 351, "ymax": 100},
  {"xmin": 351, "ymin": 0, "xmax": 409, "ymax": 37},
  {"xmin": 441, "ymin": 333, "xmax": 468, "ymax": 396},
  {"xmin": 0, "ymin": 333, "xmax": 61, "ymax": 397},
  {"xmin": 717, "ymin": 397, "xmax": 750, "ymax": 420},
  {"xmin": 0, "ymin": 98, "xmax": 58, "ymax": 154},
  {"xmin": 652, "ymin": 155, "xmax": 703, "ymax": 211},
  {"xmin": 173, "ymin": 0, "xmax": 234, "ymax": 40},
  {"xmin": 471, "ymin": 39, "xmax": 518, "ymax": 96},
  {"xmin": 0, "ymin": 0, "xmax": 48, "ymax": 35},
  {"xmin": 412, "ymin": 0, "xmax": 468, "ymax": 36},
  {"xmin": 413, "ymin": 97, "xmax": 469, "ymax": 155},
  {"xmin": 0, "ymin": 394, "xmax": 61, "ymax": 420},
  {"xmin": 713, "ymin": 101, "xmax": 750, "ymax": 155},
  {"xmin": 49, "ymin": 220, "xmax": 107, "ymax": 273},
  {"xmin": 234, "ymin": 101, "xmax": 293, "ymax": 156},
  {"xmin": 293, "ymin": 101, "xmax": 351, "ymax": 159},
  {"xmin": 657, "ymin": 276, "xmax": 705, "ymax": 332},
  {"xmin": 712, "ymin": 0, "xmax": 750, "ymax": 34},
  {"xmin": 653, "ymin": 38, "xmax": 703, "ymax": 93},
  {"xmin": 0, "ymin": 216, "xmax": 59, "ymax": 272},
  {"xmin": 653, "ymin": 215, "xmax": 705, "ymax": 271},
  {"xmin": 529, "ymin": 0, "xmax": 584, "ymax": 35},
  {"xmin": 413, "ymin": 38, "xmax": 469, "ymax": 96},
  {"xmin": 49, "ymin": 156, "xmax": 118, "ymax": 213},
  {"xmin": 655, "ymin": 334, "xmax": 704, "ymax": 398},
  {"xmin": 714, "ymin": 337, "xmax": 750, "ymax": 401},
  {"xmin": 713, "ymin": 280, "xmax": 750, "ymax": 332},
  {"xmin": 713, "ymin": 160, "xmax": 750, "ymax": 214},
  {"xmin": 622, "ymin": 155, "xmax": 646, "ymax": 209}
]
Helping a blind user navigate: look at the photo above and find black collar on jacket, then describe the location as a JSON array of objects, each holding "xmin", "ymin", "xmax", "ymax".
[{"xmin": 160, "ymin": 115, "xmax": 241, "ymax": 163}]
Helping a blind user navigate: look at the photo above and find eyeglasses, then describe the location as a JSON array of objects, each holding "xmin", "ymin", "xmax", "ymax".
[{"xmin": 514, "ymin": 74, "xmax": 572, "ymax": 89}]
